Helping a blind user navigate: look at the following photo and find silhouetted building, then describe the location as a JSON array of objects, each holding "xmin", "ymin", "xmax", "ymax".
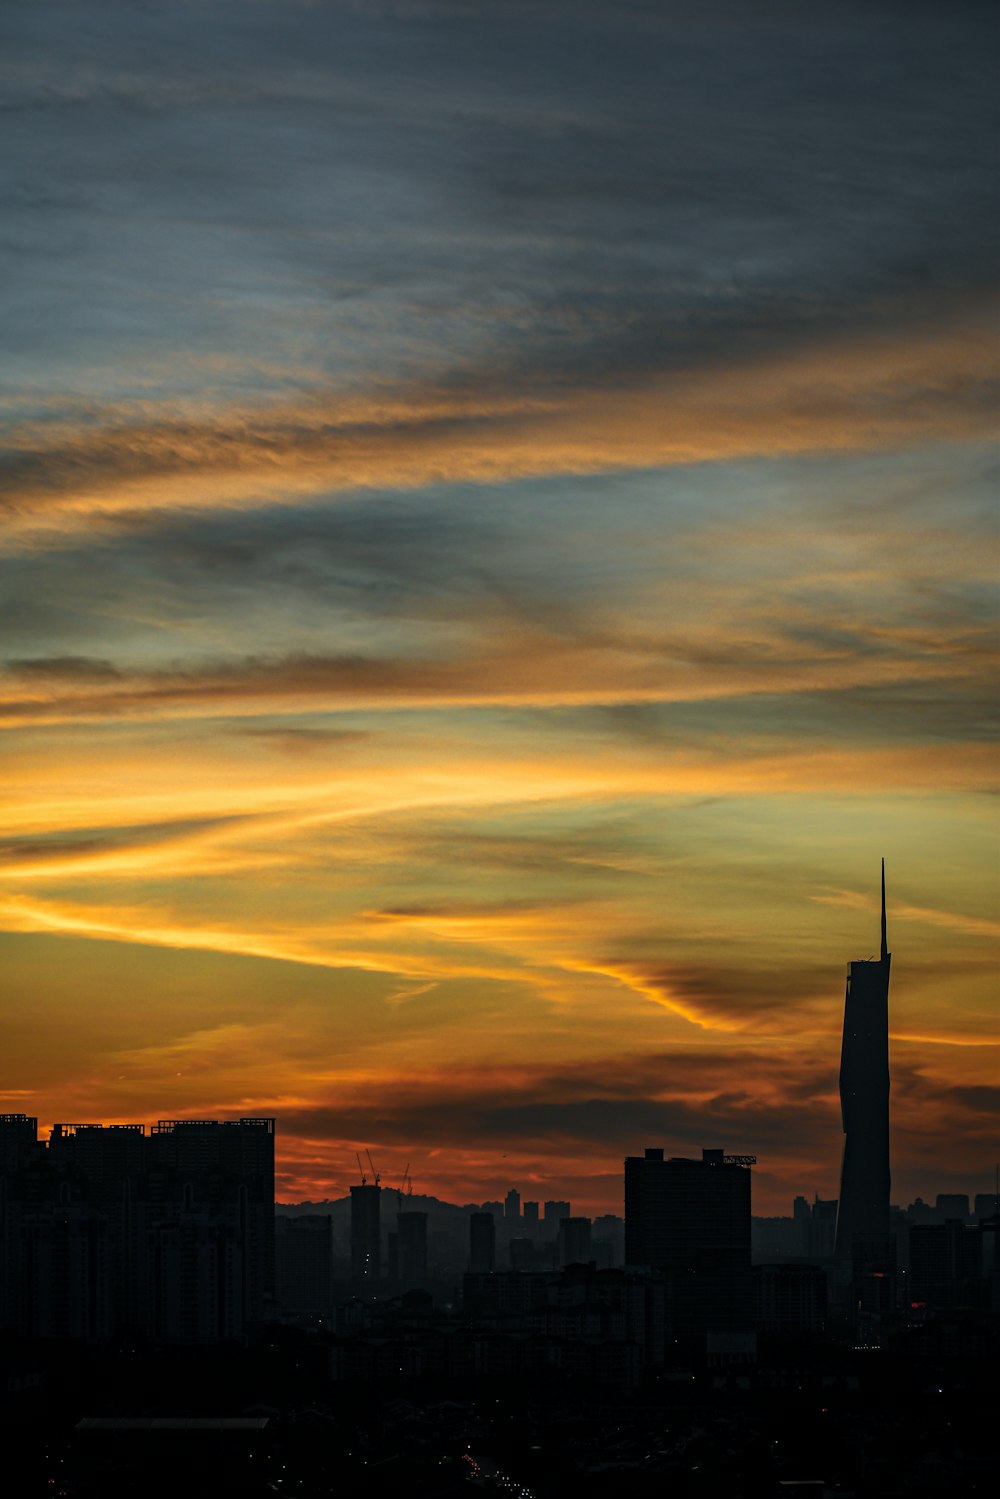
[
  {"xmin": 835, "ymin": 863, "xmax": 891, "ymax": 1261},
  {"xmin": 0, "ymin": 1116, "xmax": 275, "ymax": 1343},
  {"xmin": 509, "ymin": 1236, "xmax": 534, "ymax": 1270},
  {"xmin": 751, "ymin": 1215, "xmax": 799, "ymax": 1262},
  {"xmin": 543, "ymin": 1200, "xmax": 570, "ymax": 1236},
  {"xmin": 625, "ymin": 1146, "xmax": 754, "ymax": 1335},
  {"xmin": 755, "ymin": 1263, "xmax": 827, "ymax": 1335},
  {"xmin": 504, "ymin": 1188, "xmax": 520, "ymax": 1220},
  {"xmin": 350, "ymin": 1183, "xmax": 381, "ymax": 1283},
  {"xmin": 793, "ymin": 1194, "xmax": 811, "ymax": 1245},
  {"xmin": 975, "ymin": 1192, "xmax": 999, "ymax": 1221},
  {"xmin": 469, "ymin": 1211, "xmax": 496, "ymax": 1273},
  {"xmin": 461, "ymin": 1263, "xmax": 668, "ymax": 1385},
  {"xmin": 557, "ymin": 1216, "xmax": 592, "ymax": 1267},
  {"xmin": 981, "ymin": 1215, "xmax": 1000, "ymax": 1313},
  {"xmin": 810, "ymin": 1197, "xmax": 838, "ymax": 1258},
  {"xmin": 910, "ymin": 1220, "xmax": 984, "ymax": 1310},
  {"xmin": 522, "ymin": 1200, "xmax": 539, "ymax": 1229},
  {"xmin": 396, "ymin": 1210, "xmax": 428, "ymax": 1286},
  {"xmin": 593, "ymin": 1213, "xmax": 625, "ymax": 1268},
  {"xmin": 936, "ymin": 1193, "xmax": 969, "ymax": 1220},
  {"xmin": 276, "ymin": 1214, "xmax": 332, "ymax": 1312},
  {"xmin": 0, "ymin": 1112, "xmax": 38, "ymax": 1169},
  {"xmin": 149, "ymin": 1117, "xmax": 275, "ymax": 1330},
  {"xmin": 1, "ymin": 1115, "xmax": 41, "ymax": 1331}
]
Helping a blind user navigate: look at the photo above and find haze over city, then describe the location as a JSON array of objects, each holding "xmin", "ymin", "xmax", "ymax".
[{"xmin": 2, "ymin": 1, "xmax": 998, "ymax": 1218}]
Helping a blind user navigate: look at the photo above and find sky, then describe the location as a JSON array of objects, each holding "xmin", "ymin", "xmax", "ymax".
[{"xmin": 1, "ymin": 0, "xmax": 997, "ymax": 1215}]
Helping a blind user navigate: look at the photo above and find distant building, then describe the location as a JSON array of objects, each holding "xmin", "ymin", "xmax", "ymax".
[
  {"xmin": 751, "ymin": 1216, "xmax": 799, "ymax": 1263},
  {"xmin": 396, "ymin": 1211, "xmax": 428, "ymax": 1286},
  {"xmin": 0, "ymin": 1113, "xmax": 39, "ymax": 1169},
  {"xmin": 462, "ymin": 1263, "xmax": 667, "ymax": 1386},
  {"xmin": 592, "ymin": 1213, "xmax": 625, "ymax": 1269},
  {"xmin": 350, "ymin": 1184, "xmax": 381, "ymax": 1283},
  {"xmin": 809, "ymin": 1197, "xmax": 838, "ymax": 1258},
  {"xmin": 543, "ymin": 1200, "xmax": 570, "ymax": 1233},
  {"xmin": 625, "ymin": 1146, "xmax": 754, "ymax": 1335},
  {"xmin": 504, "ymin": 1188, "xmax": 521, "ymax": 1221},
  {"xmin": 910, "ymin": 1220, "xmax": 984, "ymax": 1310},
  {"xmin": 276, "ymin": 1215, "xmax": 332, "ymax": 1312},
  {"xmin": 522, "ymin": 1201, "xmax": 539, "ymax": 1229},
  {"xmin": 557, "ymin": 1216, "xmax": 592, "ymax": 1268},
  {"xmin": 754, "ymin": 1263, "xmax": 827, "ymax": 1335},
  {"xmin": 469, "ymin": 1212, "xmax": 496, "ymax": 1273},
  {"xmin": 508, "ymin": 1237, "xmax": 534, "ymax": 1271}
]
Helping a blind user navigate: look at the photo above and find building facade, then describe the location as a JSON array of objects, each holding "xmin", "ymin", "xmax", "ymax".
[
  {"xmin": 0, "ymin": 1114, "xmax": 275, "ymax": 1342},
  {"xmin": 625, "ymin": 1146, "xmax": 754, "ymax": 1335}
]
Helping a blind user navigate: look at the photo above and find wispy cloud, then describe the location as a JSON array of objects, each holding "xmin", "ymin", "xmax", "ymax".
[
  {"xmin": 4, "ymin": 318, "xmax": 997, "ymax": 542},
  {"xmin": 2, "ymin": 0, "xmax": 997, "ymax": 1210}
]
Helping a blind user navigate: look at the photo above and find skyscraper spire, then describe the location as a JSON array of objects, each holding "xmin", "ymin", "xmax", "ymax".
[{"xmin": 835, "ymin": 863, "xmax": 892, "ymax": 1261}]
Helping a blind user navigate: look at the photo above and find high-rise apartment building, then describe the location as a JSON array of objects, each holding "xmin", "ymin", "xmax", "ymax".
[
  {"xmin": 350, "ymin": 1183, "xmax": 381, "ymax": 1283},
  {"xmin": 557, "ymin": 1216, "xmax": 592, "ymax": 1268},
  {"xmin": 276, "ymin": 1215, "xmax": 333, "ymax": 1312},
  {"xmin": 395, "ymin": 1210, "xmax": 428, "ymax": 1286},
  {"xmin": 625, "ymin": 1147, "xmax": 754, "ymax": 1334},
  {"xmin": 469, "ymin": 1211, "xmax": 496, "ymax": 1273},
  {"xmin": 543, "ymin": 1200, "xmax": 570, "ymax": 1238},
  {"xmin": 0, "ymin": 1115, "xmax": 275, "ymax": 1342}
]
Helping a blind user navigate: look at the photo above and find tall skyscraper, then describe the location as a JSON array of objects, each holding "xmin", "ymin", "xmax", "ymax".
[{"xmin": 834, "ymin": 862, "xmax": 891, "ymax": 1260}]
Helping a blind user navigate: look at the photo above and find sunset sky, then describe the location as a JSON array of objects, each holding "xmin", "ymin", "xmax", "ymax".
[{"xmin": 2, "ymin": 0, "xmax": 997, "ymax": 1214}]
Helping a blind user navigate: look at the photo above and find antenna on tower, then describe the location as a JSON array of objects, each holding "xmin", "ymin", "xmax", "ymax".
[{"xmin": 880, "ymin": 857, "xmax": 888, "ymax": 963}]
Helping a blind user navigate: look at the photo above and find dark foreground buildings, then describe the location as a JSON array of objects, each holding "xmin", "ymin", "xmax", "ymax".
[{"xmin": 0, "ymin": 1114, "xmax": 274, "ymax": 1342}]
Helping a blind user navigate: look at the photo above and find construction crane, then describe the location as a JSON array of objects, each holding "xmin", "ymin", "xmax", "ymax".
[
  {"xmin": 356, "ymin": 1151, "xmax": 366, "ymax": 1185},
  {"xmin": 397, "ymin": 1161, "xmax": 413, "ymax": 1209},
  {"xmin": 365, "ymin": 1149, "xmax": 380, "ymax": 1187}
]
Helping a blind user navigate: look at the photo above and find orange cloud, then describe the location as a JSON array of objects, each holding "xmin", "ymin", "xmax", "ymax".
[{"xmin": 3, "ymin": 312, "xmax": 996, "ymax": 543}]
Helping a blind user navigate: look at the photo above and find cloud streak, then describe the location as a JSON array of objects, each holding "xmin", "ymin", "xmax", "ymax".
[
  {"xmin": 3, "ymin": 316, "xmax": 997, "ymax": 541},
  {"xmin": 2, "ymin": 0, "xmax": 997, "ymax": 1211}
]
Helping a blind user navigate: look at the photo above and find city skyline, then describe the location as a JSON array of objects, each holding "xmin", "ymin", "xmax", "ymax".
[{"xmin": 2, "ymin": 2, "xmax": 998, "ymax": 1217}]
